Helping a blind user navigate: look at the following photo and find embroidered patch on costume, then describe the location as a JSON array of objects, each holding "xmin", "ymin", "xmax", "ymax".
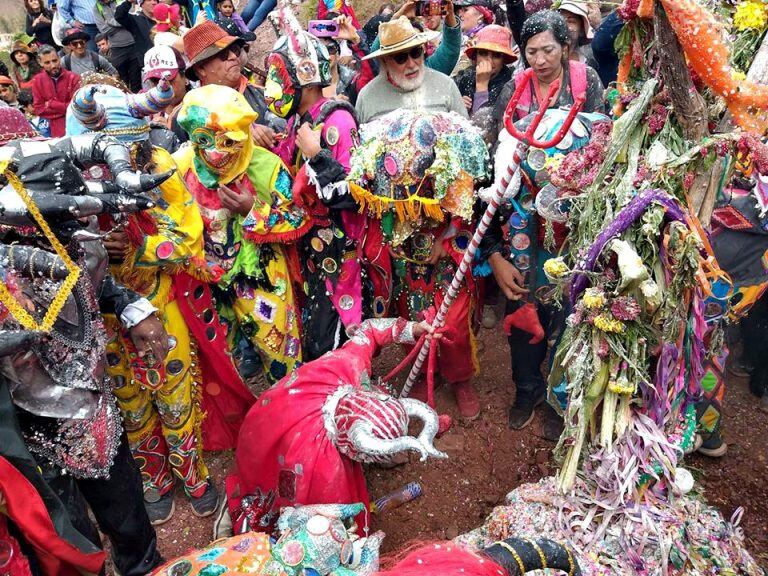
[
  {"xmin": 712, "ymin": 206, "xmax": 752, "ymax": 230},
  {"xmin": 373, "ymin": 296, "xmax": 386, "ymax": 317},
  {"xmin": 318, "ymin": 228, "xmax": 334, "ymax": 245},
  {"xmin": 286, "ymin": 307, "xmax": 296, "ymax": 331},
  {"xmin": 156, "ymin": 241, "xmax": 175, "ymax": 260},
  {"xmin": 197, "ymin": 564, "xmax": 227, "ymax": 576},
  {"xmin": 264, "ymin": 326, "xmax": 285, "ymax": 352},
  {"xmin": 325, "ymin": 125, "xmax": 340, "ymax": 146},
  {"xmin": 284, "ymin": 336, "xmax": 300, "ymax": 358},
  {"xmin": 699, "ymin": 404, "xmax": 720, "ymax": 433},
  {"xmin": 255, "ymin": 296, "xmax": 277, "ymax": 323},
  {"xmin": 280, "ymin": 540, "xmax": 306, "ymax": 566},
  {"xmin": 197, "ymin": 547, "xmax": 226, "ymax": 562},
  {"xmin": 311, "ymin": 237, "xmax": 324, "ymax": 252},
  {"xmin": 166, "ymin": 559, "xmax": 192, "ymax": 576},
  {"xmin": 232, "ymin": 537, "xmax": 253, "ymax": 553},
  {"xmin": 322, "ymin": 257, "xmax": 338, "ymax": 274},
  {"xmin": 511, "ymin": 233, "xmax": 531, "ymax": 251},
  {"xmin": 451, "ymin": 231, "xmax": 471, "ymax": 253}
]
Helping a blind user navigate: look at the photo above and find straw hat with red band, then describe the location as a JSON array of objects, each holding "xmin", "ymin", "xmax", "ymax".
[
  {"xmin": 465, "ymin": 24, "xmax": 518, "ymax": 63},
  {"xmin": 0, "ymin": 76, "xmax": 15, "ymax": 86},
  {"xmin": 557, "ymin": 0, "xmax": 594, "ymax": 39}
]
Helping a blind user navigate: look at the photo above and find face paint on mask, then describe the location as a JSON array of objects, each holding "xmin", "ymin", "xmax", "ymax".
[{"xmin": 265, "ymin": 53, "xmax": 301, "ymax": 118}]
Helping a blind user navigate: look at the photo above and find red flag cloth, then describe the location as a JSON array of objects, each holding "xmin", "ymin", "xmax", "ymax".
[
  {"xmin": 173, "ymin": 272, "xmax": 255, "ymax": 450},
  {"xmin": 0, "ymin": 456, "xmax": 105, "ymax": 576}
]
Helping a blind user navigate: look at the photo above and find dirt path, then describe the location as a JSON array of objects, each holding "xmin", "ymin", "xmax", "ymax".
[{"xmin": 152, "ymin": 322, "xmax": 768, "ymax": 568}]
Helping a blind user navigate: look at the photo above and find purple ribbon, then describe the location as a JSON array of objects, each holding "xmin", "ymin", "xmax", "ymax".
[{"xmin": 570, "ymin": 189, "xmax": 686, "ymax": 304}]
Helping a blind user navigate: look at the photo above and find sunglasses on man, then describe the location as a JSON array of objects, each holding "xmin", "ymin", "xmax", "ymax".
[
  {"xmin": 70, "ymin": 40, "xmax": 86, "ymax": 48},
  {"xmin": 214, "ymin": 43, "xmax": 243, "ymax": 61},
  {"xmin": 391, "ymin": 45, "xmax": 425, "ymax": 65}
]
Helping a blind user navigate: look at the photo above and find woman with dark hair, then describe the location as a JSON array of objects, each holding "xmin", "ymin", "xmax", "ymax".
[
  {"xmin": 490, "ymin": 10, "xmax": 604, "ymax": 141},
  {"xmin": 484, "ymin": 10, "xmax": 606, "ymax": 433},
  {"xmin": 9, "ymin": 41, "xmax": 42, "ymax": 91},
  {"xmin": 25, "ymin": 0, "xmax": 56, "ymax": 47}
]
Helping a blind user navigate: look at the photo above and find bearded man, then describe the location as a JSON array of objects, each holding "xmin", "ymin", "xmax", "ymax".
[{"xmin": 355, "ymin": 16, "xmax": 467, "ymax": 124}]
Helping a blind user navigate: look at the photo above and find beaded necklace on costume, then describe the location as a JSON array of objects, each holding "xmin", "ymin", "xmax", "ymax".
[{"xmin": 0, "ymin": 163, "xmax": 81, "ymax": 332}]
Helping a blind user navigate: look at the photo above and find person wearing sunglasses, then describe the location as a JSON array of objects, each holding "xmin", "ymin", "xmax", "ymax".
[
  {"xmin": 356, "ymin": 16, "xmax": 467, "ymax": 124},
  {"xmin": 61, "ymin": 26, "xmax": 119, "ymax": 77},
  {"xmin": 183, "ymin": 20, "xmax": 286, "ymax": 149}
]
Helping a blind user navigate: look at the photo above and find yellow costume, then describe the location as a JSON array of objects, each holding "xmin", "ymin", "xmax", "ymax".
[
  {"xmin": 174, "ymin": 86, "xmax": 311, "ymax": 384},
  {"xmin": 105, "ymin": 148, "xmax": 211, "ymax": 500}
]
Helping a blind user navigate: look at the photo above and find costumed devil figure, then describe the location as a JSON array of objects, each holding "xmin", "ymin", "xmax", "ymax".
[
  {"xmin": 480, "ymin": 108, "xmax": 610, "ymax": 431},
  {"xmin": 174, "ymin": 85, "xmax": 312, "ymax": 385},
  {"xmin": 268, "ymin": 2, "xmax": 378, "ymax": 360},
  {"xmin": 0, "ymin": 107, "xmax": 172, "ymax": 575},
  {"xmin": 225, "ymin": 317, "xmax": 446, "ymax": 535},
  {"xmin": 149, "ymin": 502, "xmax": 582, "ymax": 576},
  {"xmin": 65, "ymin": 76, "xmax": 254, "ymax": 522},
  {"xmin": 0, "ymin": 329, "xmax": 107, "ymax": 576},
  {"xmin": 346, "ymin": 109, "xmax": 489, "ymax": 420}
]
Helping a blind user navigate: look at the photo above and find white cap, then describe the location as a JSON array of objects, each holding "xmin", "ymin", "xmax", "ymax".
[{"xmin": 142, "ymin": 45, "xmax": 182, "ymax": 82}]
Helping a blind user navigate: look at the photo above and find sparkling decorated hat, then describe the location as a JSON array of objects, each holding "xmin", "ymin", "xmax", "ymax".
[{"xmin": 268, "ymin": 0, "xmax": 331, "ymax": 88}]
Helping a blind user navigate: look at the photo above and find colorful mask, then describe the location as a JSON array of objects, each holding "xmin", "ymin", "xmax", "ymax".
[
  {"xmin": 265, "ymin": 1, "xmax": 331, "ymax": 118},
  {"xmin": 151, "ymin": 503, "xmax": 384, "ymax": 576},
  {"xmin": 177, "ymin": 85, "xmax": 257, "ymax": 188},
  {"xmin": 265, "ymin": 52, "xmax": 300, "ymax": 118}
]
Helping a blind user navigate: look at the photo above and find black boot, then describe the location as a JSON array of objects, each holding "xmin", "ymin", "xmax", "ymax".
[{"xmin": 508, "ymin": 388, "xmax": 545, "ymax": 430}]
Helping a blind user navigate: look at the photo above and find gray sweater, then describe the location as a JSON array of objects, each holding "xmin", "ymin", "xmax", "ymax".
[
  {"xmin": 64, "ymin": 51, "xmax": 119, "ymax": 76},
  {"xmin": 93, "ymin": 1, "xmax": 134, "ymax": 48},
  {"xmin": 355, "ymin": 67, "xmax": 468, "ymax": 124}
]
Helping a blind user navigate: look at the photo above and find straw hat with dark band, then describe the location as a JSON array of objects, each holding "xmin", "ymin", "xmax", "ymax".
[{"xmin": 362, "ymin": 16, "xmax": 439, "ymax": 61}]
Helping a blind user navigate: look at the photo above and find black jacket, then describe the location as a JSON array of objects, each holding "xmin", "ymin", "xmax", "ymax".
[{"xmin": 115, "ymin": 1, "xmax": 154, "ymax": 62}]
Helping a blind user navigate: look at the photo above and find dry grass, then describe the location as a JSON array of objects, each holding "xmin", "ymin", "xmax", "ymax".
[{"xmin": 0, "ymin": 0, "xmax": 25, "ymax": 34}]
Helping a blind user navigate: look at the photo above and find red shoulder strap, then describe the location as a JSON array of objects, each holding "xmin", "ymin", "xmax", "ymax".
[{"xmin": 568, "ymin": 60, "xmax": 588, "ymax": 100}]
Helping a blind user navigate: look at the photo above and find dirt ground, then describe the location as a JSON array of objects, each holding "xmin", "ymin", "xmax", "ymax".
[
  {"xmin": 149, "ymin": 321, "xmax": 768, "ymax": 570},
  {"xmin": 147, "ymin": 4, "xmax": 768, "ymax": 571}
]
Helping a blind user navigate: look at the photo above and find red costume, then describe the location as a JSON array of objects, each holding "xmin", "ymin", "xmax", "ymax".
[
  {"xmin": 31, "ymin": 69, "xmax": 80, "ymax": 137},
  {"xmin": 226, "ymin": 318, "xmax": 444, "ymax": 533}
]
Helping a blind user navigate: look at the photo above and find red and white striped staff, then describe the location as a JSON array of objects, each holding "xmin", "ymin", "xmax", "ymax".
[{"xmin": 399, "ymin": 69, "xmax": 585, "ymax": 399}]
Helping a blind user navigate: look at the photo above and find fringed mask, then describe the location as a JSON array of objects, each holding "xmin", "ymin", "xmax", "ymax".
[
  {"xmin": 265, "ymin": 0, "xmax": 331, "ymax": 118},
  {"xmin": 177, "ymin": 85, "xmax": 258, "ymax": 188},
  {"xmin": 265, "ymin": 52, "xmax": 301, "ymax": 118}
]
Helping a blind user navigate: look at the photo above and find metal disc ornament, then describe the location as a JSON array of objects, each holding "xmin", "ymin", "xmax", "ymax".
[
  {"xmin": 534, "ymin": 184, "xmax": 569, "ymax": 222},
  {"xmin": 527, "ymin": 148, "xmax": 547, "ymax": 171},
  {"xmin": 555, "ymin": 131, "xmax": 574, "ymax": 151}
]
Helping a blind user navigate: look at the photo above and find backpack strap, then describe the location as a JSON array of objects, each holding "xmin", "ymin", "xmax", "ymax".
[
  {"xmin": 91, "ymin": 52, "xmax": 101, "ymax": 72},
  {"xmin": 63, "ymin": 54, "xmax": 71, "ymax": 70},
  {"xmin": 568, "ymin": 60, "xmax": 588, "ymax": 101}
]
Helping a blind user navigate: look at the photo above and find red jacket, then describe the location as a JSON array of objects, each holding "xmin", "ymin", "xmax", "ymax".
[{"xmin": 31, "ymin": 69, "xmax": 80, "ymax": 137}]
